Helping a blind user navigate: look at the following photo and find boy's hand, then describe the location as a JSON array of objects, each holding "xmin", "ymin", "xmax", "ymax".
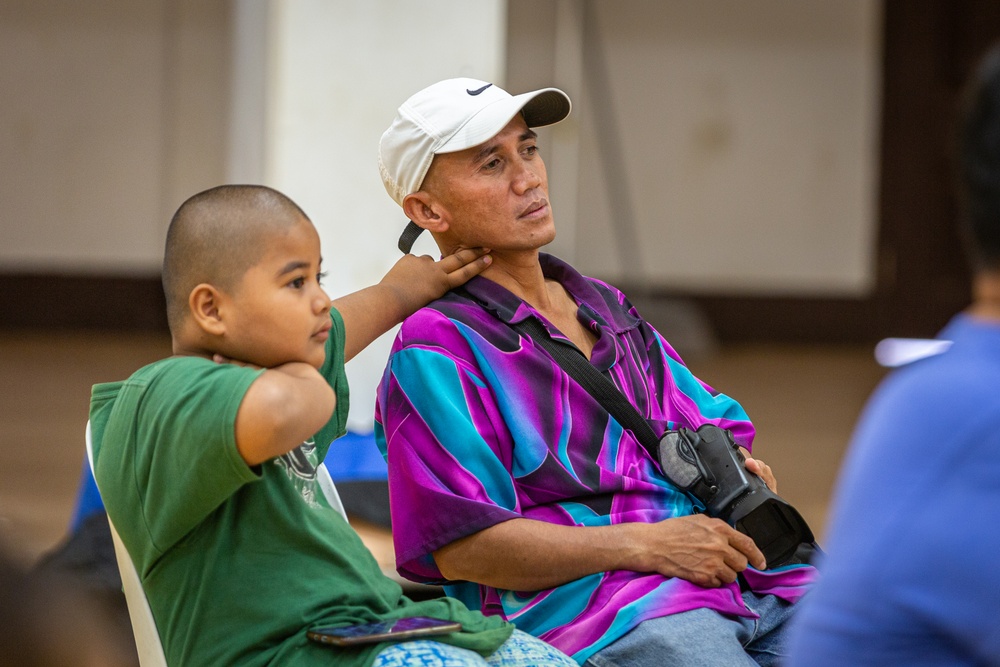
[
  {"xmin": 212, "ymin": 353, "xmax": 262, "ymax": 370},
  {"xmin": 380, "ymin": 248, "xmax": 492, "ymax": 313},
  {"xmin": 333, "ymin": 248, "xmax": 492, "ymax": 362}
]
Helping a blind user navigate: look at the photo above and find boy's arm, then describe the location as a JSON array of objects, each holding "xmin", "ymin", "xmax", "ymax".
[
  {"xmin": 231, "ymin": 360, "xmax": 336, "ymax": 466},
  {"xmin": 333, "ymin": 248, "xmax": 491, "ymax": 362}
]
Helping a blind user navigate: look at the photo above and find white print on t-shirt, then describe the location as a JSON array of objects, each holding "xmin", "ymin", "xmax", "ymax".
[{"xmin": 274, "ymin": 440, "xmax": 322, "ymax": 509}]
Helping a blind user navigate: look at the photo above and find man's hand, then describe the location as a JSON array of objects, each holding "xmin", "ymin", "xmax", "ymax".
[
  {"xmin": 741, "ymin": 448, "xmax": 777, "ymax": 493},
  {"xmin": 623, "ymin": 514, "xmax": 767, "ymax": 587}
]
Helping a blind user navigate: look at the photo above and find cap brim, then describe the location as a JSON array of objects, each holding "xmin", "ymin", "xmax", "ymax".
[
  {"xmin": 438, "ymin": 88, "xmax": 571, "ymax": 154},
  {"xmin": 521, "ymin": 88, "xmax": 573, "ymax": 128}
]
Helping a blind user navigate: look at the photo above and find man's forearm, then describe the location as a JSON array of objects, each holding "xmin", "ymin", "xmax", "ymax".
[
  {"xmin": 432, "ymin": 513, "xmax": 766, "ymax": 591},
  {"xmin": 433, "ymin": 518, "xmax": 640, "ymax": 591}
]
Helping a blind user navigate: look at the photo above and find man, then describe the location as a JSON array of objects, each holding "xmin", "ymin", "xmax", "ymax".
[
  {"xmin": 785, "ymin": 46, "xmax": 1000, "ymax": 666},
  {"xmin": 374, "ymin": 78, "xmax": 815, "ymax": 666}
]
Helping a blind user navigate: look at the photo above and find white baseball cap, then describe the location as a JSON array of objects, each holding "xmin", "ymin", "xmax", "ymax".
[{"xmin": 378, "ymin": 77, "xmax": 572, "ymax": 252}]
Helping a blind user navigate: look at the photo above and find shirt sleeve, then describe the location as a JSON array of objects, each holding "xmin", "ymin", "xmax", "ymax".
[
  {"xmin": 377, "ymin": 317, "xmax": 522, "ymax": 583},
  {"xmin": 128, "ymin": 359, "xmax": 263, "ymax": 555}
]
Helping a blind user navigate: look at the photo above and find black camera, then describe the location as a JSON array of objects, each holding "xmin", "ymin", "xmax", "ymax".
[{"xmin": 658, "ymin": 424, "xmax": 814, "ymax": 569}]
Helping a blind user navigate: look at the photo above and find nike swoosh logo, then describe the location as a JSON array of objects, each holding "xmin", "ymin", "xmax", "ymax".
[{"xmin": 466, "ymin": 83, "xmax": 493, "ymax": 96}]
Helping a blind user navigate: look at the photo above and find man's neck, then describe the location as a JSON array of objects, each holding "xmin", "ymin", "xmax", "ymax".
[
  {"xmin": 481, "ymin": 250, "xmax": 552, "ymax": 310},
  {"xmin": 481, "ymin": 251, "xmax": 596, "ymax": 357}
]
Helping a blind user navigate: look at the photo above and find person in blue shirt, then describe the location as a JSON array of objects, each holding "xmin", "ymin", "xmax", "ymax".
[{"xmin": 785, "ymin": 44, "xmax": 1000, "ymax": 666}]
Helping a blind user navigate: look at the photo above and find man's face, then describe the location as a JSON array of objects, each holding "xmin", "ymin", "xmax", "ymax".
[
  {"xmin": 422, "ymin": 115, "xmax": 554, "ymax": 254},
  {"xmin": 220, "ymin": 217, "xmax": 332, "ymax": 369}
]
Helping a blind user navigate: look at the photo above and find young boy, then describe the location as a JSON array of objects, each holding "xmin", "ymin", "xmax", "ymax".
[{"xmin": 89, "ymin": 185, "xmax": 575, "ymax": 667}]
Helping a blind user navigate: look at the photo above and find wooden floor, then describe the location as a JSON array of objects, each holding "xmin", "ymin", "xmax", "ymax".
[
  {"xmin": 0, "ymin": 330, "xmax": 887, "ymax": 570},
  {"xmin": 0, "ymin": 330, "xmax": 174, "ymax": 566}
]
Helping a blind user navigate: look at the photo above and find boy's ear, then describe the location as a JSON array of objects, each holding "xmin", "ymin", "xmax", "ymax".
[
  {"xmin": 188, "ymin": 283, "xmax": 227, "ymax": 337},
  {"xmin": 402, "ymin": 191, "xmax": 449, "ymax": 233}
]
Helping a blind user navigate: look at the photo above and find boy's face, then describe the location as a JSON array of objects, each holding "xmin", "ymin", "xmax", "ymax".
[{"xmin": 220, "ymin": 216, "xmax": 332, "ymax": 369}]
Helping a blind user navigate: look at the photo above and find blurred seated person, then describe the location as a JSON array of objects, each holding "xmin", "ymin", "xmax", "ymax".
[
  {"xmin": 785, "ymin": 44, "xmax": 1000, "ymax": 667},
  {"xmin": 0, "ymin": 540, "xmax": 134, "ymax": 666}
]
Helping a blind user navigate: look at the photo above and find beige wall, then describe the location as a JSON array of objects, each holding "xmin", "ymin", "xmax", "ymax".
[
  {"xmin": 1, "ymin": 0, "xmax": 881, "ymax": 300},
  {"xmin": 251, "ymin": 0, "xmax": 506, "ymax": 431},
  {"xmin": 509, "ymin": 0, "xmax": 883, "ymax": 297},
  {"xmin": 0, "ymin": 0, "xmax": 230, "ymax": 274}
]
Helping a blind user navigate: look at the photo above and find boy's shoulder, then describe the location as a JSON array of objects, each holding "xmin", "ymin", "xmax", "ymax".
[
  {"xmin": 132, "ymin": 354, "xmax": 209, "ymax": 378},
  {"xmin": 92, "ymin": 355, "xmax": 259, "ymax": 419},
  {"xmin": 93, "ymin": 355, "xmax": 212, "ymax": 397},
  {"xmin": 90, "ymin": 355, "xmax": 261, "ymax": 460}
]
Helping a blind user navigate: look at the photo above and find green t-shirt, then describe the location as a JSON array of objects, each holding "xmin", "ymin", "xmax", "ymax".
[{"xmin": 90, "ymin": 308, "xmax": 512, "ymax": 666}]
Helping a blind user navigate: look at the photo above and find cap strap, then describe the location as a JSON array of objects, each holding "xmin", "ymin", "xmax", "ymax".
[{"xmin": 398, "ymin": 220, "xmax": 425, "ymax": 254}]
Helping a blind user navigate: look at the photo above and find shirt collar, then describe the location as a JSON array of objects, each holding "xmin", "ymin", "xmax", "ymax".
[{"xmin": 458, "ymin": 253, "xmax": 641, "ymax": 334}]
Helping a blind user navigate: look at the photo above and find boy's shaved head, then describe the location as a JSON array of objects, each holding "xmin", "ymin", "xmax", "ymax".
[{"xmin": 162, "ymin": 185, "xmax": 310, "ymax": 333}]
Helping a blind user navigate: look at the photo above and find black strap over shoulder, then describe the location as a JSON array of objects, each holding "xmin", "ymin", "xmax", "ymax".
[
  {"xmin": 458, "ymin": 289, "xmax": 666, "ymax": 460},
  {"xmin": 512, "ymin": 317, "xmax": 661, "ymax": 457},
  {"xmin": 513, "ymin": 314, "xmax": 821, "ymax": 569}
]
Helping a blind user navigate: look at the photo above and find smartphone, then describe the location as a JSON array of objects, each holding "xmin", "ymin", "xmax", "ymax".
[{"xmin": 307, "ymin": 616, "xmax": 463, "ymax": 647}]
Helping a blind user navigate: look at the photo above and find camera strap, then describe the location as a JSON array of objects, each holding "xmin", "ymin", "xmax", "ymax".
[
  {"xmin": 512, "ymin": 316, "xmax": 664, "ymax": 459},
  {"xmin": 513, "ymin": 315, "xmax": 820, "ymax": 569}
]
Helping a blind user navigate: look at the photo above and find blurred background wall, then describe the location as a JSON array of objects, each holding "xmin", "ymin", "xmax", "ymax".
[{"xmin": 2, "ymin": 0, "xmax": 1000, "ymax": 422}]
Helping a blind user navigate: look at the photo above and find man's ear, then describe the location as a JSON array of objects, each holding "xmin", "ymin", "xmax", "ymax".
[
  {"xmin": 403, "ymin": 191, "xmax": 449, "ymax": 233},
  {"xmin": 188, "ymin": 284, "xmax": 227, "ymax": 337}
]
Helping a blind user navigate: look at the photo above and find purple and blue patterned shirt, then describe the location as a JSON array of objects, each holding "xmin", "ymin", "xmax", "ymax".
[{"xmin": 374, "ymin": 253, "xmax": 815, "ymax": 664}]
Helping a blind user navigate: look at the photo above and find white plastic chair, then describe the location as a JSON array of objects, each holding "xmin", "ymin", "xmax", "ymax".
[
  {"xmin": 85, "ymin": 421, "xmax": 168, "ymax": 667},
  {"xmin": 85, "ymin": 421, "xmax": 348, "ymax": 667}
]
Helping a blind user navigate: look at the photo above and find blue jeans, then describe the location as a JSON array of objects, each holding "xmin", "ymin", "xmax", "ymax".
[{"xmin": 584, "ymin": 591, "xmax": 795, "ymax": 667}]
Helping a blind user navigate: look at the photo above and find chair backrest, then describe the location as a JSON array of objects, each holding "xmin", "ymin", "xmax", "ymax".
[
  {"xmin": 85, "ymin": 421, "xmax": 168, "ymax": 667},
  {"xmin": 317, "ymin": 459, "xmax": 349, "ymax": 522},
  {"xmin": 84, "ymin": 421, "xmax": 351, "ymax": 667}
]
